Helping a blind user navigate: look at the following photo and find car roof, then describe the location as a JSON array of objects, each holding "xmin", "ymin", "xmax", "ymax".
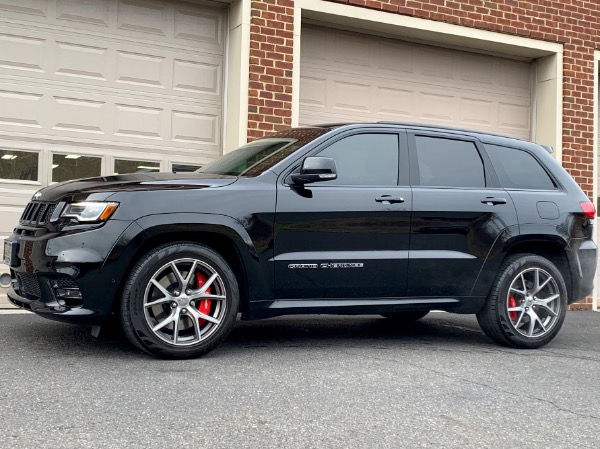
[{"xmin": 309, "ymin": 122, "xmax": 552, "ymax": 153}]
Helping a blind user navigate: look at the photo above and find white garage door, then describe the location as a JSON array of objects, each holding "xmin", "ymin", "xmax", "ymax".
[
  {"xmin": 300, "ymin": 26, "xmax": 532, "ymax": 139},
  {"xmin": 0, "ymin": 0, "xmax": 227, "ymax": 236}
]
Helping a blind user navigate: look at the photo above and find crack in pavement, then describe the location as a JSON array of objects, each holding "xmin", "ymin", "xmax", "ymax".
[{"xmin": 340, "ymin": 348, "xmax": 600, "ymax": 421}]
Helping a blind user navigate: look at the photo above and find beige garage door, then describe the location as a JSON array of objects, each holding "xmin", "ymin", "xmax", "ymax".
[
  {"xmin": 300, "ymin": 26, "xmax": 532, "ymax": 140},
  {"xmin": 0, "ymin": 0, "xmax": 226, "ymax": 232},
  {"xmin": 0, "ymin": 0, "xmax": 227, "ymax": 304}
]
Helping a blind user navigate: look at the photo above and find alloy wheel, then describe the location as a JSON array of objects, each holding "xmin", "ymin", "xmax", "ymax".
[
  {"xmin": 506, "ymin": 267, "xmax": 561, "ymax": 338},
  {"xmin": 143, "ymin": 258, "xmax": 227, "ymax": 346}
]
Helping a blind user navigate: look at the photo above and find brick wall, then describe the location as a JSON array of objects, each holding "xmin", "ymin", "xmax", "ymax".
[
  {"xmin": 248, "ymin": 0, "xmax": 295, "ymax": 140},
  {"xmin": 247, "ymin": 0, "xmax": 600, "ymax": 308}
]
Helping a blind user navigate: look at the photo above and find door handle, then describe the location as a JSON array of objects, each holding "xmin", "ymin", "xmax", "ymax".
[
  {"xmin": 481, "ymin": 197, "xmax": 507, "ymax": 205},
  {"xmin": 375, "ymin": 195, "xmax": 405, "ymax": 204}
]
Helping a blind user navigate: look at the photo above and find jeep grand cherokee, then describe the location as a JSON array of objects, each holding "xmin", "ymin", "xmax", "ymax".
[{"xmin": 4, "ymin": 123, "xmax": 597, "ymax": 358}]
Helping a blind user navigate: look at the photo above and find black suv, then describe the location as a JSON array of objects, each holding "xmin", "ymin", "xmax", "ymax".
[{"xmin": 4, "ymin": 123, "xmax": 597, "ymax": 358}]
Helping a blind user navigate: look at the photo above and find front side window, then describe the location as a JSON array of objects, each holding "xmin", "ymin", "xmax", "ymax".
[
  {"xmin": 315, "ymin": 134, "xmax": 399, "ymax": 186},
  {"xmin": 415, "ymin": 136, "xmax": 485, "ymax": 188},
  {"xmin": 52, "ymin": 154, "xmax": 102, "ymax": 182},
  {"xmin": 484, "ymin": 144, "xmax": 556, "ymax": 190},
  {"xmin": 0, "ymin": 149, "xmax": 39, "ymax": 181},
  {"xmin": 199, "ymin": 127, "xmax": 331, "ymax": 177}
]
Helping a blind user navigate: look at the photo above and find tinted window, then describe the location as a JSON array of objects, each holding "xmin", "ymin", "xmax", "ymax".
[
  {"xmin": 415, "ymin": 136, "xmax": 485, "ymax": 188},
  {"xmin": 485, "ymin": 144, "xmax": 556, "ymax": 190},
  {"xmin": 316, "ymin": 134, "xmax": 398, "ymax": 186},
  {"xmin": 199, "ymin": 128, "xmax": 330, "ymax": 177}
]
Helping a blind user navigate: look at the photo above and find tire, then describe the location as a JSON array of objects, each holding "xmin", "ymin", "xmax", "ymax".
[
  {"xmin": 476, "ymin": 254, "xmax": 567, "ymax": 349},
  {"xmin": 120, "ymin": 242, "xmax": 239, "ymax": 359},
  {"xmin": 381, "ymin": 311, "xmax": 429, "ymax": 322}
]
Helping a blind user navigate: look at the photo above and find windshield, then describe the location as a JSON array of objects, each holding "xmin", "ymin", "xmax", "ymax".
[{"xmin": 198, "ymin": 127, "xmax": 330, "ymax": 176}]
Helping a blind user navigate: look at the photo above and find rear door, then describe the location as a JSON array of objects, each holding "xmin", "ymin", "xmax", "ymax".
[
  {"xmin": 406, "ymin": 132, "xmax": 519, "ymax": 298},
  {"xmin": 273, "ymin": 130, "xmax": 411, "ymax": 300}
]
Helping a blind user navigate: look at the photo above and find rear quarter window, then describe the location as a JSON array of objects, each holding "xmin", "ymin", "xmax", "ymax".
[{"xmin": 484, "ymin": 144, "xmax": 557, "ymax": 190}]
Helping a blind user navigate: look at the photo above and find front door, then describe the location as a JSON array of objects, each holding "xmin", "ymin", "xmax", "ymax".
[{"xmin": 274, "ymin": 131, "xmax": 411, "ymax": 300}]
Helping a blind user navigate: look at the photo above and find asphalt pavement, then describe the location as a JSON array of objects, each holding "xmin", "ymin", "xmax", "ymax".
[{"xmin": 0, "ymin": 310, "xmax": 599, "ymax": 449}]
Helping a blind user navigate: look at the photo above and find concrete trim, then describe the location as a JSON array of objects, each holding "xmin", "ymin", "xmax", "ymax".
[
  {"xmin": 292, "ymin": 0, "xmax": 563, "ymax": 158},
  {"xmin": 224, "ymin": 0, "xmax": 250, "ymax": 152}
]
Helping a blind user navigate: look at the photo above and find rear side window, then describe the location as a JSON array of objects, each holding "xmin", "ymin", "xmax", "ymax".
[
  {"xmin": 485, "ymin": 144, "xmax": 557, "ymax": 190},
  {"xmin": 415, "ymin": 136, "xmax": 485, "ymax": 188}
]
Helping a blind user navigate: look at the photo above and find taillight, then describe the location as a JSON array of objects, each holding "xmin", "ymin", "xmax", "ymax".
[{"xmin": 579, "ymin": 201, "xmax": 595, "ymax": 219}]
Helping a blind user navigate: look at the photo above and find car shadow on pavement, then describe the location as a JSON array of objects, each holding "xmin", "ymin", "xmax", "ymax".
[
  {"xmin": 7, "ymin": 312, "xmax": 494, "ymax": 359},
  {"xmin": 222, "ymin": 314, "xmax": 493, "ymax": 353}
]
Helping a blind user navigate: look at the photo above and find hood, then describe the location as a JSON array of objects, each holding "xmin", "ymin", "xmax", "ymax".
[{"xmin": 32, "ymin": 172, "xmax": 238, "ymax": 203}]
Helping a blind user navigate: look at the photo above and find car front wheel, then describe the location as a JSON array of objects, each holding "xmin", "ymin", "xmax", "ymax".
[
  {"xmin": 476, "ymin": 254, "xmax": 567, "ymax": 349},
  {"xmin": 120, "ymin": 242, "xmax": 239, "ymax": 359}
]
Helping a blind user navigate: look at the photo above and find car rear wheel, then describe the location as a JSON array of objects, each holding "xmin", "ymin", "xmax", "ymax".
[
  {"xmin": 476, "ymin": 254, "xmax": 567, "ymax": 349},
  {"xmin": 120, "ymin": 242, "xmax": 239, "ymax": 359},
  {"xmin": 381, "ymin": 311, "xmax": 429, "ymax": 322}
]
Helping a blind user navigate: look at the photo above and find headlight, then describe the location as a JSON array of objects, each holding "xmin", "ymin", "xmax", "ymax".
[{"xmin": 60, "ymin": 202, "xmax": 119, "ymax": 222}]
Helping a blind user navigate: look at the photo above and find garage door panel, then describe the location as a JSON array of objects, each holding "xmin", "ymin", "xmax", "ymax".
[
  {"xmin": 332, "ymin": 81, "xmax": 371, "ymax": 113},
  {"xmin": 459, "ymin": 56, "xmax": 495, "ymax": 85},
  {"xmin": 420, "ymin": 48, "xmax": 456, "ymax": 80},
  {"xmin": 459, "ymin": 97, "xmax": 496, "ymax": 128},
  {"xmin": 379, "ymin": 43, "xmax": 415, "ymax": 74},
  {"xmin": 56, "ymin": 0, "xmax": 111, "ymax": 28},
  {"xmin": 56, "ymin": 40, "xmax": 111, "ymax": 81},
  {"xmin": 299, "ymin": 76, "xmax": 327, "ymax": 108},
  {"xmin": 0, "ymin": 0, "xmax": 47, "ymax": 17},
  {"xmin": 500, "ymin": 63, "xmax": 531, "ymax": 89},
  {"xmin": 376, "ymin": 87, "xmax": 414, "ymax": 118},
  {"xmin": 499, "ymin": 102, "xmax": 531, "ymax": 133},
  {"xmin": 174, "ymin": 5, "xmax": 223, "ymax": 47},
  {"xmin": 301, "ymin": 26, "xmax": 532, "ymax": 140},
  {"xmin": 173, "ymin": 58, "xmax": 221, "ymax": 96},
  {"xmin": 117, "ymin": 0, "xmax": 169, "ymax": 37},
  {"xmin": 0, "ymin": 0, "xmax": 225, "ymax": 54},
  {"xmin": 0, "ymin": 82, "xmax": 222, "ymax": 153},
  {"xmin": 0, "ymin": 31, "xmax": 46, "ymax": 73},
  {"xmin": 0, "ymin": 23, "xmax": 224, "ymax": 103}
]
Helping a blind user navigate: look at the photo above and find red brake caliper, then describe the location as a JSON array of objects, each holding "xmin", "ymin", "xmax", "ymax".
[
  {"xmin": 508, "ymin": 295, "xmax": 517, "ymax": 321},
  {"xmin": 196, "ymin": 272, "xmax": 212, "ymax": 325}
]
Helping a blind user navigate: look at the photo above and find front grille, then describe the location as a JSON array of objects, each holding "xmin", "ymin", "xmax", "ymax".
[
  {"xmin": 19, "ymin": 202, "xmax": 56, "ymax": 227},
  {"xmin": 16, "ymin": 272, "xmax": 41, "ymax": 299},
  {"xmin": 52, "ymin": 277, "xmax": 78, "ymax": 289}
]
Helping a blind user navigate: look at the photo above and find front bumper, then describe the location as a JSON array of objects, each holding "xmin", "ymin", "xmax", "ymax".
[
  {"xmin": 5, "ymin": 219, "xmax": 139, "ymax": 325},
  {"xmin": 7, "ymin": 284, "xmax": 99, "ymax": 325}
]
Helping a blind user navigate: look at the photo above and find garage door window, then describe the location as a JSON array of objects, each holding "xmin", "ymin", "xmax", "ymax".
[
  {"xmin": 316, "ymin": 134, "xmax": 399, "ymax": 186},
  {"xmin": 172, "ymin": 163, "xmax": 202, "ymax": 173},
  {"xmin": 415, "ymin": 136, "xmax": 485, "ymax": 188},
  {"xmin": 52, "ymin": 154, "xmax": 102, "ymax": 183},
  {"xmin": 0, "ymin": 150, "xmax": 39, "ymax": 181},
  {"xmin": 115, "ymin": 159, "xmax": 160, "ymax": 175}
]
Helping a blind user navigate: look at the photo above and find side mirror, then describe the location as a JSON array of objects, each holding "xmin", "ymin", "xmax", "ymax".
[{"xmin": 290, "ymin": 157, "xmax": 338, "ymax": 185}]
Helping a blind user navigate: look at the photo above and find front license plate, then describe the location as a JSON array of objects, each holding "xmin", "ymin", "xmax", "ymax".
[{"xmin": 3, "ymin": 240, "xmax": 18, "ymax": 267}]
